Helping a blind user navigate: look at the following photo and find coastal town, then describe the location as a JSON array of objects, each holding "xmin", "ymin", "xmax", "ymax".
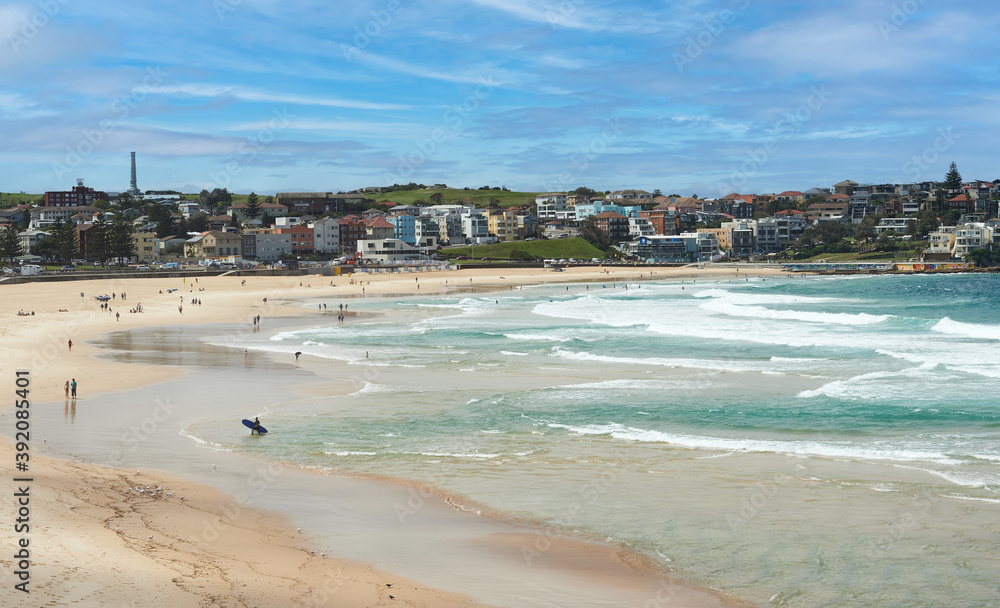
[{"xmin": 1, "ymin": 155, "xmax": 997, "ymax": 274}]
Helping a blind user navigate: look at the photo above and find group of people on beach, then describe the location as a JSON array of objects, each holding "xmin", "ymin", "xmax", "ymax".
[{"xmin": 64, "ymin": 379, "xmax": 77, "ymax": 399}]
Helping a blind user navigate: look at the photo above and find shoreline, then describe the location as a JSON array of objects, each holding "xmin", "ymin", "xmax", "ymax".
[{"xmin": 1, "ymin": 266, "xmax": 779, "ymax": 607}]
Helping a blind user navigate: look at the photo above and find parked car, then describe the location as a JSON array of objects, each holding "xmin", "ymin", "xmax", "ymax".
[
  {"xmin": 136, "ymin": 265, "xmax": 152, "ymax": 271},
  {"xmin": 60, "ymin": 266, "xmax": 75, "ymax": 271}
]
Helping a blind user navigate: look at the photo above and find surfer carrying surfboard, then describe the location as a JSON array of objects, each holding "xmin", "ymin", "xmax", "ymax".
[{"xmin": 251, "ymin": 417, "xmax": 261, "ymax": 435}]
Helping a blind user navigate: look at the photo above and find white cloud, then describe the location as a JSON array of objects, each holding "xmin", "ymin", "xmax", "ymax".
[
  {"xmin": 145, "ymin": 84, "xmax": 410, "ymax": 111},
  {"xmin": 351, "ymin": 50, "xmax": 510, "ymax": 87},
  {"xmin": 731, "ymin": 9, "xmax": 988, "ymax": 77}
]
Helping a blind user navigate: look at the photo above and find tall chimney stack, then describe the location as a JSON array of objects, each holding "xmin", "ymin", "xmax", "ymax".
[{"xmin": 128, "ymin": 151, "xmax": 140, "ymax": 196}]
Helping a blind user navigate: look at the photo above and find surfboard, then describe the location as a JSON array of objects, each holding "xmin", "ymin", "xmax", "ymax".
[{"xmin": 242, "ymin": 419, "xmax": 268, "ymax": 434}]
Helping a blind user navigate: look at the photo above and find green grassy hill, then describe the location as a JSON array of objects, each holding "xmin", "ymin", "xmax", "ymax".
[
  {"xmin": 442, "ymin": 237, "xmax": 605, "ymax": 261},
  {"xmin": 175, "ymin": 189, "xmax": 547, "ymax": 209},
  {"xmin": 1, "ymin": 193, "xmax": 43, "ymax": 208},
  {"xmin": 376, "ymin": 188, "xmax": 542, "ymax": 208}
]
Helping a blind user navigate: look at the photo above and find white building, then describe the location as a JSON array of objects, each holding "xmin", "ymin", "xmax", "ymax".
[
  {"xmin": 19, "ymin": 229, "xmax": 48, "ymax": 252},
  {"xmin": 623, "ymin": 232, "xmax": 720, "ymax": 263},
  {"xmin": 356, "ymin": 238, "xmax": 424, "ymax": 263},
  {"xmin": 628, "ymin": 217, "xmax": 655, "ymax": 238},
  {"xmin": 177, "ymin": 202, "xmax": 202, "ymax": 218},
  {"xmin": 953, "ymin": 226, "xmax": 988, "ymax": 257},
  {"xmin": 926, "ymin": 226, "xmax": 957, "ymax": 255},
  {"xmin": 312, "ymin": 216, "xmax": 341, "ymax": 254},
  {"xmin": 462, "ymin": 214, "xmax": 490, "ymax": 243},
  {"xmin": 874, "ymin": 217, "xmax": 915, "ymax": 235}
]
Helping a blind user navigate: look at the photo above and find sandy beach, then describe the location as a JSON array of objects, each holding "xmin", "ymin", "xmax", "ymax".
[{"xmin": 0, "ymin": 264, "xmax": 785, "ymax": 607}]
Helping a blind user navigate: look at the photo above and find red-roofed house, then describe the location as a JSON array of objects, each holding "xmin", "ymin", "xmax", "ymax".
[
  {"xmin": 947, "ymin": 194, "xmax": 975, "ymax": 213},
  {"xmin": 594, "ymin": 211, "xmax": 630, "ymax": 242},
  {"xmin": 364, "ymin": 217, "xmax": 396, "ymax": 240},
  {"xmin": 776, "ymin": 191, "xmax": 804, "ymax": 204},
  {"xmin": 338, "ymin": 216, "xmax": 367, "ymax": 252}
]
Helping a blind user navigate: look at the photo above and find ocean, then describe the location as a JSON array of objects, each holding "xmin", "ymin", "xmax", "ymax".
[{"xmin": 194, "ymin": 272, "xmax": 1000, "ymax": 607}]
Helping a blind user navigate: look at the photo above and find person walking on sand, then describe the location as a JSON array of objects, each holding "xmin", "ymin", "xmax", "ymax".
[
  {"xmin": 68, "ymin": 339, "xmax": 72, "ymax": 351},
  {"xmin": 70, "ymin": 378, "xmax": 77, "ymax": 399},
  {"xmin": 64, "ymin": 380, "xmax": 70, "ymax": 398}
]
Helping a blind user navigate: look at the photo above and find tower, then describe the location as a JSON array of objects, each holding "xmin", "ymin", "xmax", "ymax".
[{"xmin": 128, "ymin": 151, "xmax": 140, "ymax": 196}]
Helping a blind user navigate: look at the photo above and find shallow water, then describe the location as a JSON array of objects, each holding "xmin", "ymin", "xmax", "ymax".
[{"xmin": 104, "ymin": 274, "xmax": 1000, "ymax": 606}]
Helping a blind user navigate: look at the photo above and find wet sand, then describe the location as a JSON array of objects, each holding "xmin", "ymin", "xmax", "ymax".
[{"xmin": 0, "ymin": 266, "xmax": 779, "ymax": 607}]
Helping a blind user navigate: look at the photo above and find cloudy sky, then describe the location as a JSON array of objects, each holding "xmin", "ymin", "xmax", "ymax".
[{"xmin": 1, "ymin": 0, "xmax": 997, "ymax": 196}]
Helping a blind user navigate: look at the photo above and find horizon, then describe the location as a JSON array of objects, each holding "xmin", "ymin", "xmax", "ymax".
[{"xmin": 2, "ymin": 1, "xmax": 997, "ymax": 196}]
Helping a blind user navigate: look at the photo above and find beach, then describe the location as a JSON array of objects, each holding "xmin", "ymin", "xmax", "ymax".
[{"xmin": 0, "ymin": 264, "xmax": 781, "ymax": 608}]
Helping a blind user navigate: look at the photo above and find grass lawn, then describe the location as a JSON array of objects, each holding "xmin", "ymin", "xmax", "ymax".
[
  {"xmin": 375, "ymin": 188, "xmax": 541, "ymax": 208},
  {"xmin": 799, "ymin": 250, "xmax": 921, "ymax": 262},
  {"xmin": 175, "ymin": 189, "xmax": 545, "ymax": 209},
  {"xmin": 442, "ymin": 237, "xmax": 606, "ymax": 260},
  {"xmin": 1, "ymin": 193, "xmax": 43, "ymax": 208}
]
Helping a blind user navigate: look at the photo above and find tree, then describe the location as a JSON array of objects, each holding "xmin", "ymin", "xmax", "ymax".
[
  {"xmin": 579, "ymin": 215, "xmax": 612, "ymax": 250},
  {"xmin": 50, "ymin": 219, "xmax": 78, "ymax": 262},
  {"xmin": 87, "ymin": 216, "xmax": 110, "ymax": 265},
  {"xmin": 187, "ymin": 212, "xmax": 209, "ymax": 233},
  {"xmin": 965, "ymin": 248, "xmax": 998, "ymax": 268},
  {"xmin": 944, "ymin": 162, "xmax": 963, "ymax": 192},
  {"xmin": 429, "ymin": 192, "xmax": 444, "ymax": 205},
  {"xmin": 854, "ymin": 215, "xmax": 880, "ymax": 242},
  {"xmin": 914, "ymin": 210, "xmax": 938, "ymax": 238},
  {"xmin": 245, "ymin": 192, "xmax": 262, "ymax": 219},
  {"xmin": 107, "ymin": 215, "xmax": 136, "ymax": 265},
  {"xmin": 31, "ymin": 235, "xmax": 59, "ymax": 262},
  {"xmin": 875, "ymin": 231, "xmax": 896, "ymax": 252},
  {"xmin": 0, "ymin": 224, "xmax": 24, "ymax": 263},
  {"xmin": 940, "ymin": 209, "xmax": 961, "ymax": 226},
  {"xmin": 116, "ymin": 192, "xmax": 136, "ymax": 212},
  {"xmin": 155, "ymin": 213, "xmax": 176, "ymax": 239},
  {"xmin": 812, "ymin": 220, "xmax": 848, "ymax": 245}
]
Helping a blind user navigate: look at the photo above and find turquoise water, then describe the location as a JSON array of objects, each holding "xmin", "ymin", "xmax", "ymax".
[{"xmin": 197, "ymin": 273, "xmax": 1000, "ymax": 607}]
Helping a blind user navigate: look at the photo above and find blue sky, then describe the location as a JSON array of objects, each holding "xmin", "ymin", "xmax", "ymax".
[{"xmin": 1, "ymin": 0, "xmax": 997, "ymax": 197}]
